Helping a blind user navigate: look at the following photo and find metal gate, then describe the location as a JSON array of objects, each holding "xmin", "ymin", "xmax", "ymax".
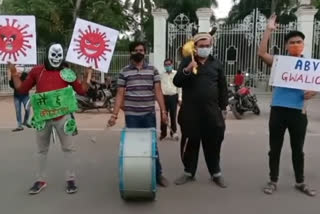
[
  {"xmin": 313, "ymin": 20, "xmax": 320, "ymax": 59},
  {"xmin": 167, "ymin": 13, "xmax": 197, "ymax": 69},
  {"xmin": 213, "ymin": 9, "xmax": 297, "ymax": 92}
]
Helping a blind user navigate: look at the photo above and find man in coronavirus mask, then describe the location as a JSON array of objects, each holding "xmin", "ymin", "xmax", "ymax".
[
  {"xmin": 258, "ymin": 14, "xmax": 317, "ymax": 197},
  {"xmin": 173, "ymin": 32, "xmax": 229, "ymax": 187},
  {"xmin": 9, "ymin": 43, "xmax": 93, "ymax": 195}
]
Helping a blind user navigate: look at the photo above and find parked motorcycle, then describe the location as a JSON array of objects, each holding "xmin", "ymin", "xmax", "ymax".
[
  {"xmin": 76, "ymin": 80, "xmax": 116, "ymax": 113},
  {"xmin": 227, "ymin": 83, "xmax": 236, "ymax": 102},
  {"xmin": 244, "ymin": 72, "xmax": 256, "ymax": 87},
  {"xmin": 228, "ymin": 84, "xmax": 260, "ymax": 119}
]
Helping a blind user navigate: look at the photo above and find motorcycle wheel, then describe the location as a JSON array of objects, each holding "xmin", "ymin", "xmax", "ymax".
[
  {"xmin": 252, "ymin": 104, "xmax": 260, "ymax": 115},
  {"xmin": 230, "ymin": 103, "xmax": 242, "ymax": 119}
]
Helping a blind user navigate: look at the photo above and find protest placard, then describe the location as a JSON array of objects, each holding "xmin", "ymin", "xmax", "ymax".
[{"xmin": 270, "ymin": 55, "xmax": 320, "ymax": 91}]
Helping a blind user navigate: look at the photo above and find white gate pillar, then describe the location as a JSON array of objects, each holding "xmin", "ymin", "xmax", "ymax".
[
  {"xmin": 196, "ymin": 8, "xmax": 212, "ymax": 33},
  {"xmin": 152, "ymin": 8, "xmax": 168, "ymax": 73},
  {"xmin": 295, "ymin": 1, "xmax": 318, "ymax": 58}
]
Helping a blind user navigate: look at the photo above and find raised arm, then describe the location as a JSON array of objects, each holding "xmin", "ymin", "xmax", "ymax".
[
  {"xmin": 70, "ymin": 67, "xmax": 93, "ymax": 95},
  {"xmin": 258, "ymin": 14, "xmax": 278, "ymax": 66},
  {"xmin": 8, "ymin": 62, "xmax": 22, "ymax": 90},
  {"xmin": 9, "ymin": 62, "xmax": 37, "ymax": 93},
  {"xmin": 173, "ymin": 57, "xmax": 197, "ymax": 88},
  {"xmin": 82, "ymin": 67, "xmax": 93, "ymax": 92}
]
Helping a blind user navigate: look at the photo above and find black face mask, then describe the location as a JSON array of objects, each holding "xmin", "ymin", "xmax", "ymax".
[{"xmin": 131, "ymin": 53, "xmax": 145, "ymax": 62}]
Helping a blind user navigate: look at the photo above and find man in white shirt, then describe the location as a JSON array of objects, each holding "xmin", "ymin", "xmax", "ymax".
[{"xmin": 160, "ymin": 58, "xmax": 182, "ymax": 141}]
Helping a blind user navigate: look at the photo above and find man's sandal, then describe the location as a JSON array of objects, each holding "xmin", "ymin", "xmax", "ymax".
[
  {"xmin": 295, "ymin": 184, "xmax": 317, "ymax": 197},
  {"xmin": 263, "ymin": 182, "xmax": 277, "ymax": 195}
]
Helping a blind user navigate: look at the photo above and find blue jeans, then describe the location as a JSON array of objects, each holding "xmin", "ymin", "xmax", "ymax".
[
  {"xmin": 125, "ymin": 112, "xmax": 162, "ymax": 180},
  {"xmin": 14, "ymin": 95, "xmax": 30, "ymax": 127}
]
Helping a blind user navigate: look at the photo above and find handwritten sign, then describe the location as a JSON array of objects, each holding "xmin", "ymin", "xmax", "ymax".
[
  {"xmin": 31, "ymin": 86, "xmax": 78, "ymax": 122},
  {"xmin": 270, "ymin": 55, "xmax": 320, "ymax": 91}
]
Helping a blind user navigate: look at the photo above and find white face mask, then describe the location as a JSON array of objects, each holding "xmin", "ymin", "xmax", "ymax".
[
  {"xmin": 48, "ymin": 44, "xmax": 63, "ymax": 68},
  {"xmin": 197, "ymin": 47, "xmax": 211, "ymax": 58}
]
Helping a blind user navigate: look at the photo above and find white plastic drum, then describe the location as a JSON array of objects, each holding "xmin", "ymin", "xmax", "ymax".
[{"xmin": 119, "ymin": 128, "xmax": 157, "ymax": 200}]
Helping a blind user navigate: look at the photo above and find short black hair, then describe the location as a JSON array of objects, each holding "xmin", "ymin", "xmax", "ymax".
[
  {"xmin": 129, "ymin": 41, "xmax": 147, "ymax": 53},
  {"xmin": 164, "ymin": 58, "xmax": 173, "ymax": 64},
  {"xmin": 285, "ymin": 31, "xmax": 305, "ymax": 43}
]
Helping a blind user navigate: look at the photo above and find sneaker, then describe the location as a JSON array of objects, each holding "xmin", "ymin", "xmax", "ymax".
[
  {"xmin": 29, "ymin": 181, "xmax": 47, "ymax": 195},
  {"xmin": 174, "ymin": 173, "xmax": 195, "ymax": 185},
  {"xmin": 212, "ymin": 176, "xmax": 228, "ymax": 188},
  {"xmin": 172, "ymin": 133, "xmax": 179, "ymax": 141},
  {"xmin": 157, "ymin": 175, "xmax": 169, "ymax": 187},
  {"xmin": 23, "ymin": 122, "xmax": 32, "ymax": 128},
  {"xmin": 12, "ymin": 127, "xmax": 24, "ymax": 132},
  {"xmin": 66, "ymin": 180, "xmax": 78, "ymax": 194},
  {"xmin": 295, "ymin": 183, "xmax": 317, "ymax": 197},
  {"xmin": 263, "ymin": 181, "xmax": 277, "ymax": 195}
]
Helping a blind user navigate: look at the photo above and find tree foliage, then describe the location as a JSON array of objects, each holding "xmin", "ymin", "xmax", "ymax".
[
  {"xmin": 1, "ymin": 0, "xmax": 132, "ymax": 49},
  {"xmin": 154, "ymin": 0, "xmax": 218, "ymax": 22},
  {"xmin": 227, "ymin": 0, "xmax": 298, "ymax": 24}
]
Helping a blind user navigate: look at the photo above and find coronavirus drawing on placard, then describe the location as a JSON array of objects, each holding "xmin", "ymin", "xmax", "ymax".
[
  {"xmin": 0, "ymin": 16, "xmax": 37, "ymax": 64},
  {"xmin": 66, "ymin": 18, "xmax": 119, "ymax": 73}
]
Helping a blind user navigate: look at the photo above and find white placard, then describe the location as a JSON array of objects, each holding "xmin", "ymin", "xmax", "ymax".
[
  {"xmin": 0, "ymin": 16, "xmax": 37, "ymax": 64},
  {"xmin": 66, "ymin": 18, "xmax": 119, "ymax": 73},
  {"xmin": 269, "ymin": 55, "xmax": 320, "ymax": 92}
]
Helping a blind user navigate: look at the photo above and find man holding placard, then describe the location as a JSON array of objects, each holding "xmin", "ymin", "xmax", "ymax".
[
  {"xmin": 258, "ymin": 14, "xmax": 317, "ymax": 197},
  {"xmin": 9, "ymin": 43, "xmax": 92, "ymax": 195}
]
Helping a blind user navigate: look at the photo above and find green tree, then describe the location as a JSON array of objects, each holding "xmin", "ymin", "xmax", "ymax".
[
  {"xmin": 121, "ymin": 0, "xmax": 218, "ymax": 49},
  {"xmin": 154, "ymin": 0, "xmax": 218, "ymax": 22},
  {"xmin": 313, "ymin": 0, "xmax": 320, "ymax": 19},
  {"xmin": 131, "ymin": 0, "xmax": 153, "ymax": 40},
  {"xmin": 2, "ymin": 0, "xmax": 132, "ymax": 49},
  {"xmin": 227, "ymin": 0, "xmax": 298, "ymax": 24}
]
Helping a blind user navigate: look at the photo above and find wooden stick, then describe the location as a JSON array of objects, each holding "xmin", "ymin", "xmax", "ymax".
[{"xmin": 191, "ymin": 53, "xmax": 197, "ymax": 74}]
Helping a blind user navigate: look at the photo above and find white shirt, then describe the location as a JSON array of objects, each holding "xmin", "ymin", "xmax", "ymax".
[{"xmin": 160, "ymin": 70, "xmax": 182, "ymax": 101}]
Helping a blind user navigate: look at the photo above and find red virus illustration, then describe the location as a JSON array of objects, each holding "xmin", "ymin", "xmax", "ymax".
[
  {"xmin": 0, "ymin": 18, "xmax": 33, "ymax": 62},
  {"xmin": 73, "ymin": 25, "xmax": 112, "ymax": 68}
]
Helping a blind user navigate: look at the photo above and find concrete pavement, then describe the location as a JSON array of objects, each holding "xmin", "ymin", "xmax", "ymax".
[{"xmin": 0, "ymin": 95, "xmax": 320, "ymax": 214}]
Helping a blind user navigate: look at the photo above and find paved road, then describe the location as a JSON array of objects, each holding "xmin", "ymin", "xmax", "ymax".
[{"xmin": 0, "ymin": 95, "xmax": 320, "ymax": 214}]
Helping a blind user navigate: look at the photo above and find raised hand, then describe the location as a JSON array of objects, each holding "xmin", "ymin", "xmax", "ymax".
[
  {"xmin": 185, "ymin": 60, "xmax": 198, "ymax": 74},
  {"xmin": 85, "ymin": 67, "xmax": 93, "ymax": 84},
  {"xmin": 85, "ymin": 67, "xmax": 93, "ymax": 76},
  {"xmin": 7, "ymin": 62, "xmax": 17, "ymax": 76},
  {"xmin": 267, "ymin": 14, "xmax": 278, "ymax": 31}
]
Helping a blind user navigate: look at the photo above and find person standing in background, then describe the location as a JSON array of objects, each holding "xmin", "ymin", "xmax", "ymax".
[
  {"xmin": 159, "ymin": 58, "xmax": 182, "ymax": 141},
  {"xmin": 9, "ymin": 67, "xmax": 31, "ymax": 132}
]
